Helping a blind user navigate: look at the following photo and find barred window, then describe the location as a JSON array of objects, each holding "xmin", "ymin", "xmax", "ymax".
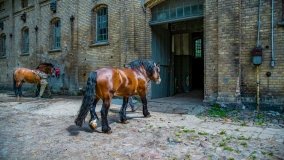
[
  {"xmin": 0, "ymin": 0, "xmax": 5, "ymax": 11},
  {"xmin": 50, "ymin": 18, "xmax": 61, "ymax": 50},
  {"xmin": 194, "ymin": 38, "xmax": 202, "ymax": 58},
  {"xmin": 0, "ymin": 34, "xmax": 6, "ymax": 57},
  {"xmin": 21, "ymin": 0, "xmax": 28, "ymax": 8},
  {"xmin": 22, "ymin": 27, "xmax": 29, "ymax": 53},
  {"xmin": 94, "ymin": 6, "xmax": 108, "ymax": 43}
]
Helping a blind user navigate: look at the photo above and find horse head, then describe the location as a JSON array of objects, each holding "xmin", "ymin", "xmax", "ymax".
[
  {"xmin": 129, "ymin": 59, "xmax": 161, "ymax": 84},
  {"xmin": 36, "ymin": 63, "xmax": 55, "ymax": 75}
]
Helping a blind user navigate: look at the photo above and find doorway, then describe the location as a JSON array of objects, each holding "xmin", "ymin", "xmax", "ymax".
[{"xmin": 151, "ymin": 19, "xmax": 204, "ymax": 99}]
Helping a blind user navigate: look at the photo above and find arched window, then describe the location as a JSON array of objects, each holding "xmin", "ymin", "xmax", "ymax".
[
  {"xmin": 50, "ymin": 18, "xmax": 61, "ymax": 50},
  {"xmin": 0, "ymin": 33, "xmax": 6, "ymax": 57},
  {"xmin": 21, "ymin": 27, "xmax": 29, "ymax": 53},
  {"xmin": 93, "ymin": 5, "xmax": 108, "ymax": 43}
]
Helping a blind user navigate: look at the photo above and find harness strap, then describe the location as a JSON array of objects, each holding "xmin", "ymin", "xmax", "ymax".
[{"xmin": 32, "ymin": 70, "xmax": 48, "ymax": 79}]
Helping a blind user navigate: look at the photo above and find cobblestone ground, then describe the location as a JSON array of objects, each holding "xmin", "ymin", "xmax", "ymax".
[{"xmin": 0, "ymin": 91, "xmax": 283, "ymax": 160}]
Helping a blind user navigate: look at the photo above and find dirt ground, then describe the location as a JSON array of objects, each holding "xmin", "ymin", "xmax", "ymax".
[{"xmin": 0, "ymin": 91, "xmax": 283, "ymax": 160}]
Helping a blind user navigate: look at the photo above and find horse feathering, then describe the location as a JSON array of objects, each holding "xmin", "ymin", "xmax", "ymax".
[{"xmin": 75, "ymin": 71, "xmax": 97, "ymax": 126}]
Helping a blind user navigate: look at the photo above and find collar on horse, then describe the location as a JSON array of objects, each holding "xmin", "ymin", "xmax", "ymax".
[{"xmin": 32, "ymin": 70, "xmax": 48, "ymax": 79}]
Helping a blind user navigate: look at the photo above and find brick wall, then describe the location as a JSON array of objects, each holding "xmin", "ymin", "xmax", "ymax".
[
  {"xmin": 1, "ymin": 0, "xmax": 283, "ymax": 105},
  {"xmin": 203, "ymin": 0, "xmax": 284, "ymax": 105}
]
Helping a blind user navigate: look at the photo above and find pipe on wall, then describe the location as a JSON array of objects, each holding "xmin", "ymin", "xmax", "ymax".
[{"xmin": 271, "ymin": 0, "xmax": 275, "ymax": 67}]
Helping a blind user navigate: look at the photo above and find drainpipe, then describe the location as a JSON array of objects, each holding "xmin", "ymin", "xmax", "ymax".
[
  {"xmin": 271, "ymin": 0, "xmax": 275, "ymax": 67},
  {"xmin": 256, "ymin": 0, "xmax": 261, "ymax": 112}
]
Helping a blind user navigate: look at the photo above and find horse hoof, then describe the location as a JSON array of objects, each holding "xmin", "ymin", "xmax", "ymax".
[
  {"xmin": 121, "ymin": 120, "xmax": 129, "ymax": 124},
  {"xmin": 89, "ymin": 120, "xmax": 97, "ymax": 130},
  {"xmin": 102, "ymin": 129, "xmax": 112, "ymax": 134},
  {"xmin": 144, "ymin": 114, "xmax": 151, "ymax": 118}
]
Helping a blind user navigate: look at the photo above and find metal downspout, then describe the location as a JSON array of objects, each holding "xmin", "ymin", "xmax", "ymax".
[
  {"xmin": 256, "ymin": 0, "xmax": 261, "ymax": 112},
  {"xmin": 271, "ymin": 0, "xmax": 275, "ymax": 67}
]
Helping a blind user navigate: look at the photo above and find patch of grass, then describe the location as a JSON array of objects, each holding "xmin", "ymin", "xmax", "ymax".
[
  {"xmin": 219, "ymin": 141, "xmax": 226, "ymax": 147},
  {"xmin": 198, "ymin": 132, "xmax": 209, "ymax": 136},
  {"xmin": 234, "ymin": 128, "xmax": 240, "ymax": 131},
  {"xmin": 188, "ymin": 135, "xmax": 199, "ymax": 140},
  {"xmin": 240, "ymin": 141, "xmax": 248, "ymax": 147},
  {"xmin": 255, "ymin": 121, "xmax": 265, "ymax": 126},
  {"xmin": 208, "ymin": 103, "xmax": 227, "ymax": 118},
  {"xmin": 175, "ymin": 132, "xmax": 182, "ymax": 137},
  {"xmin": 219, "ymin": 130, "xmax": 226, "ymax": 135},
  {"xmin": 248, "ymin": 151, "xmax": 257, "ymax": 160},
  {"xmin": 237, "ymin": 135, "xmax": 250, "ymax": 140},
  {"xmin": 268, "ymin": 152, "xmax": 273, "ymax": 156},
  {"xmin": 180, "ymin": 128, "xmax": 195, "ymax": 133},
  {"xmin": 256, "ymin": 113, "xmax": 264, "ymax": 119},
  {"xmin": 223, "ymin": 146, "xmax": 234, "ymax": 152},
  {"xmin": 228, "ymin": 158, "xmax": 235, "ymax": 160},
  {"xmin": 240, "ymin": 121, "xmax": 247, "ymax": 126},
  {"xmin": 184, "ymin": 154, "xmax": 191, "ymax": 160}
]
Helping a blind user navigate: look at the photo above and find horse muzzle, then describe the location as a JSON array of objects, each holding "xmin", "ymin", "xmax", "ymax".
[{"xmin": 155, "ymin": 78, "xmax": 161, "ymax": 84}]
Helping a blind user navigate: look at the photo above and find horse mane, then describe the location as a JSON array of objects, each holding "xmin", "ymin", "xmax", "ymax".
[
  {"xmin": 36, "ymin": 63, "xmax": 54, "ymax": 69},
  {"xmin": 128, "ymin": 59, "xmax": 155, "ymax": 75}
]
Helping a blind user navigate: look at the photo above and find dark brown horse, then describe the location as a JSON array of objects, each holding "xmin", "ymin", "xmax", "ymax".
[
  {"xmin": 13, "ymin": 63, "xmax": 54, "ymax": 98},
  {"xmin": 75, "ymin": 59, "xmax": 161, "ymax": 133}
]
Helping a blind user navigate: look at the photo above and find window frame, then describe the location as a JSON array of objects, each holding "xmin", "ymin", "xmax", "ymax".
[
  {"xmin": 0, "ymin": 33, "xmax": 6, "ymax": 57},
  {"xmin": 21, "ymin": 27, "xmax": 29, "ymax": 54},
  {"xmin": 194, "ymin": 38, "xmax": 202, "ymax": 58},
  {"xmin": 50, "ymin": 18, "xmax": 61, "ymax": 50},
  {"xmin": 93, "ymin": 5, "xmax": 108, "ymax": 44}
]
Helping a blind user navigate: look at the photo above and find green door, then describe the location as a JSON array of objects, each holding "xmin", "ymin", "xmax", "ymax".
[{"xmin": 151, "ymin": 25, "xmax": 173, "ymax": 98}]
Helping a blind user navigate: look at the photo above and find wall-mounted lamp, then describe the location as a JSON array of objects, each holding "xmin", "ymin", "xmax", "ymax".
[
  {"xmin": 35, "ymin": 25, "xmax": 38, "ymax": 32},
  {"xmin": 21, "ymin": 12, "xmax": 27, "ymax": 22},
  {"xmin": 70, "ymin": 15, "xmax": 75, "ymax": 22}
]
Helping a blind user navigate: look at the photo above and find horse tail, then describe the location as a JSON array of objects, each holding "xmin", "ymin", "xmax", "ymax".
[
  {"xmin": 75, "ymin": 71, "xmax": 97, "ymax": 127},
  {"xmin": 13, "ymin": 72, "xmax": 17, "ymax": 96}
]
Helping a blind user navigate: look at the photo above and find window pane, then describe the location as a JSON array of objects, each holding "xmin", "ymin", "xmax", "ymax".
[
  {"xmin": 52, "ymin": 20, "xmax": 61, "ymax": 49},
  {"xmin": 195, "ymin": 39, "xmax": 202, "ymax": 58},
  {"xmin": 96, "ymin": 7, "xmax": 108, "ymax": 43},
  {"xmin": 0, "ymin": 35, "xmax": 6, "ymax": 56}
]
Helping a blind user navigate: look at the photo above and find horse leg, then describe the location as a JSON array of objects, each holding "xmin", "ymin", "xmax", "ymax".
[
  {"xmin": 141, "ymin": 96, "xmax": 151, "ymax": 117},
  {"xmin": 101, "ymin": 99, "xmax": 112, "ymax": 133},
  {"xmin": 119, "ymin": 97, "xmax": 129, "ymax": 123},
  {"xmin": 35, "ymin": 84, "xmax": 40, "ymax": 97},
  {"xmin": 128, "ymin": 96, "xmax": 135, "ymax": 112},
  {"xmin": 17, "ymin": 82, "xmax": 23, "ymax": 97},
  {"xmin": 89, "ymin": 97, "xmax": 100, "ymax": 130}
]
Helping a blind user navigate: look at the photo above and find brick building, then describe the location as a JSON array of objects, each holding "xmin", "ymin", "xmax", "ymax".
[{"xmin": 0, "ymin": 0, "xmax": 283, "ymax": 107}]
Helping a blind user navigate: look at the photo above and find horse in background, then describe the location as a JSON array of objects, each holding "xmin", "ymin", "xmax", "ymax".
[
  {"xmin": 13, "ymin": 63, "xmax": 55, "ymax": 98},
  {"xmin": 75, "ymin": 59, "xmax": 161, "ymax": 133}
]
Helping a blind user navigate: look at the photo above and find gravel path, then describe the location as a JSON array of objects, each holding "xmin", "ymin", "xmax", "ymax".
[{"xmin": 0, "ymin": 93, "xmax": 283, "ymax": 159}]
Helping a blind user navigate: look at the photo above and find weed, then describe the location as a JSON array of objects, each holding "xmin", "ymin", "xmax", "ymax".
[
  {"xmin": 237, "ymin": 135, "xmax": 250, "ymax": 140},
  {"xmin": 219, "ymin": 130, "xmax": 226, "ymax": 135},
  {"xmin": 228, "ymin": 158, "xmax": 235, "ymax": 160},
  {"xmin": 219, "ymin": 141, "xmax": 226, "ymax": 147},
  {"xmin": 223, "ymin": 146, "xmax": 234, "ymax": 152},
  {"xmin": 240, "ymin": 141, "xmax": 248, "ymax": 147},
  {"xmin": 181, "ymin": 128, "xmax": 195, "ymax": 133},
  {"xmin": 240, "ymin": 121, "xmax": 247, "ymax": 126},
  {"xmin": 208, "ymin": 103, "xmax": 227, "ymax": 118},
  {"xmin": 198, "ymin": 132, "xmax": 209, "ymax": 136},
  {"xmin": 268, "ymin": 152, "xmax": 273, "ymax": 156}
]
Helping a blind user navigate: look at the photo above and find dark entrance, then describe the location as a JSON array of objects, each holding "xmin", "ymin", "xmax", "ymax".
[{"xmin": 150, "ymin": 0, "xmax": 204, "ymax": 99}]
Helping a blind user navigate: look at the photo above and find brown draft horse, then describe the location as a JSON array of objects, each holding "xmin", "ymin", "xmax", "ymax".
[
  {"xmin": 13, "ymin": 63, "xmax": 54, "ymax": 98},
  {"xmin": 75, "ymin": 59, "xmax": 161, "ymax": 133}
]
